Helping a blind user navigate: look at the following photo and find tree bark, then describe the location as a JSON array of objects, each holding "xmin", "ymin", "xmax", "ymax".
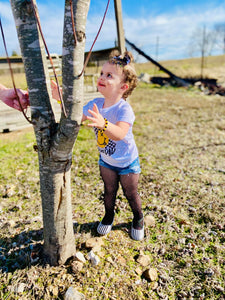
[{"xmin": 10, "ymin": 0, "xmax": 90, "ymax": 266}]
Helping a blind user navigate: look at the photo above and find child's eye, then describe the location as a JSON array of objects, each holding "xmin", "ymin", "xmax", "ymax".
[
  {"xmin": 107, "ymin": 73, "xmax": 112, "ymax": 78},
  {"xmin": 100, "ymin": 71, "xmax": 103, "ymax": 76}
]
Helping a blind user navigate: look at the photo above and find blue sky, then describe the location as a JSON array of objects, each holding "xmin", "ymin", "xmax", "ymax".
[{"xmin": 1, "ymin": 0, "xmax": 225, "ymax": 61}]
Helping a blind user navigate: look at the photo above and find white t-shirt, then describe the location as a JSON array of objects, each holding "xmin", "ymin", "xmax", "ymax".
[{"xmin": 83, "ymin": 97, "xmax": 139, "ymax": 168}]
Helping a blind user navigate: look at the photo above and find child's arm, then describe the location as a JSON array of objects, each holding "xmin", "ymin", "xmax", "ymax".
[
  {"xmin": 87, "ymin": 103, "xmax": 130, "ymax": 141},
  {"xmin": 0, "ymin": 83, "xmax": 29, "ymax": 111}
]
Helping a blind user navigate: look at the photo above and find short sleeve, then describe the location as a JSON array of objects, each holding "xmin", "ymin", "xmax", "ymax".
[
  {"xmin": 116, "ymin": 102, "xmax": 135, "ymax": 125},
  {"xmin": 83, "ymin": 98, "xmax": 104, "ymax": 117}
]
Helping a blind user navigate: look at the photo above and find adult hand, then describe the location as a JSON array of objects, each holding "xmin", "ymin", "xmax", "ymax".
[{"xmin": 0, "ymin": 86, "xmax": 29, "ymax": 111}]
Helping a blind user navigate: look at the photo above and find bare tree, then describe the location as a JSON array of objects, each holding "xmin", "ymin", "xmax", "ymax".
[
  {"xmin": 10, "ymin": 0, "xmax": 90, "ymax": 266},
  {"xmin": 214, "ymin": 23, "xmax": 225, "ymax": 54},
  {"xmin": 188, "ymin": 25, "xmax": 216, "ymax": 78}
]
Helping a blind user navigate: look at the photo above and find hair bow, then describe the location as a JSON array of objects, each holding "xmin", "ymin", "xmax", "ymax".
[{"xmin": 112, "ymin": 54, "xmax": 131, "ymax": 66}]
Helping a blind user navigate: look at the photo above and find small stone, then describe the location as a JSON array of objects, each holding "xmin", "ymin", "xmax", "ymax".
[
  {"xmin": 136, "ymin": 254, "xmax": 151, "ymax": 267},
  {"xmin": 64, "ymin": 286, "xmax": 85, "ymax": 300},
  {"xmin": 13, "ymin": 283, "xmax": 26, "ymax": 294},
  {"xmin": 71, "ymin": 261, "xmax": 83, "ymax": 273},
  {"xmin": 145, "ymin": 215, "xmax": 156, "ymax": 227},
  {"xmin": 143, "ymin": 268, "xmax": 158, "ymax": 282},
  {"xmin": 49, "ymin": 285, "xmax": 58, "ymax": 297},
  {"xmin": 92, "ymin": 244, "xmax": 102, "ymax": 253},
  {"xmin": 85, "ymin": 237, "xmax": 104, "ymax": 249},
  {"xmin": 149, "ymin": 281, "xmax": 158, "ymax": 290},
  {"xmin": 135, "ymin": 267, "xmax": 142, "ymax": 275},
  {"xmin": 75, "ymin": 252, "xmax": 86, "ymax": 263},
  {"xmin": 7, "ymin": 220, "xmax": 16, "ymax": 228},
  {"xmin": 87, "ymin": 250, "xmax": 100, "ymax": 266}
]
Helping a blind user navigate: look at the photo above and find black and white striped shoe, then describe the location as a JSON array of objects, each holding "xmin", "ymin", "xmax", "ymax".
[
  {"xmin": 97, "ymin": 219, "xmax": 114, "ymax": 235},
  {"xmin": 131, "ymin": 218, "xmax": 144, "ymax": 241}
]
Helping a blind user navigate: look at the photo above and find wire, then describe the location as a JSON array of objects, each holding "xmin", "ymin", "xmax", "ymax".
[
  {"xmin": 0, "ymin": 17, "xmax": 33, "ymax": 124},
  {"xmin": 30, "ymin": 0, "xmax": 68, "ymax": 118},
  {"xmin": 76, "ymin": 0, "xmax": 111, "ymax": 78}
]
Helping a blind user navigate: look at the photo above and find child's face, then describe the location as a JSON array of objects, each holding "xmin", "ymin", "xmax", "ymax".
[{"xmin": 97, "ymin": 62, "xmax": 126, "ymax": 99}]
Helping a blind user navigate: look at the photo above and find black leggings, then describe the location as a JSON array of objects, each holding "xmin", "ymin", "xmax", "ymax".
[{"xmin": 99, "ymin": 165, "xmax": 143, "ymax": 229}]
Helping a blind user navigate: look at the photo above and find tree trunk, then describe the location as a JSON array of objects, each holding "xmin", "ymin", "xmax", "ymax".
[{"xmin": 10, "ymin": 0, "xmax": 90, "ymax": 266}]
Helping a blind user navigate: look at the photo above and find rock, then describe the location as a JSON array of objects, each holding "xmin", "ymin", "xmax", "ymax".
[
  {"xmin": 92, "ymin": 244, "xmax": 102, "ymax": 253},
  {"xmin": 13, "ymin": 283, "xmax": 26, "ymax": 294},
  {"xmin": 136, "ymin": 254, "xmax": 151, "ymax": 267},
  {"xmin": 75, "ymin": 252, "xmax": 86, "ymax": 264},
  {"xmin": 145, "ymin": 215, "xmax": 156, "ymax": 227},
  {"xmin": 71, "ymin": 261, "xmax": 83, "ymax": 273},
  {"xmin": 7, "ymin": 220, "xmax": 16, "ymax": 228},
  {"xmin": 48, "ymin": 285, "xmax": 58, "ymax": 297},
  {"xmin": 135, "ymin": 267, "xmax": 142, "ymax": 275},
  {"xmin": 143, "ymin": 268, "xmax": 158, "ymax": 282},
  {"xmin": 85, "ymin": 237, "xmax": 104, "ymax": 249},
  {"xmin": 149, "ymin": 281, "xmax": 158, "ymax": 290},
  {"xmin": 106, "ymin": 256, "xmax": 114, "ymax": 264},
  {"xmin": 87, "ymin": 250, "xmax": 100, "ymax": 266},
  {"xmin": 64, "ymin": 286, "xmax": 85, "ymax": 300}
]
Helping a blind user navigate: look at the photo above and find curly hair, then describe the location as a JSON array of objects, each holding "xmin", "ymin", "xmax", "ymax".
[{"xmin": 108, "ymin": 50, "xmax": 138, "ymax": 99}]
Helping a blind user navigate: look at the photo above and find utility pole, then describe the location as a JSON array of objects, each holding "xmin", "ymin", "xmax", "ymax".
[{"xmin": 114, "ymin": 0, "xmax": 126, "ymax": 54}]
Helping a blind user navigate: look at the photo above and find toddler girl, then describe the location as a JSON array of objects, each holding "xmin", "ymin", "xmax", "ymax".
[{"xmin": 82, "ymin": 51, "xmax": 144, "ymax": 240}]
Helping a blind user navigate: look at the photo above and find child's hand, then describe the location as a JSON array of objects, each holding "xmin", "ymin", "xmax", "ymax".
[
  {"xmin": 51, "ymin": 80, "xmax": 62, "ymax": 102},
  {"xmin": 87, "ymin": 104, "xmax": 105, "ymax": 129}
]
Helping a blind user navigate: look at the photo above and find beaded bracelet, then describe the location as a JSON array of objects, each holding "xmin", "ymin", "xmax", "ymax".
[{"xmin": 102, "ymin": 118, "xmax": 108, "ymax": 132}]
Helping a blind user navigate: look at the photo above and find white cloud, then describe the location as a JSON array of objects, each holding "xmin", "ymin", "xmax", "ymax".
[
  {"xmin": 1, "ymin": 1, "xmax": 225, "ymax": 60},
  {"xmin": 123, "ymin": 3, "xmax": 225, "ymax": 61}
]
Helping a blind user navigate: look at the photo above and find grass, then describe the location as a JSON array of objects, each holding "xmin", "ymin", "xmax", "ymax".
[
  {"xmin": 1, "ymin": 54, "xmax": 225, "ymax": 90},
  {"xmin": 0, "ymin": 57, "xmax": 225, "ymax": 299},
  {"xmin": 134, "ymin": 54, "xmax": 225, "ymax": 84}
]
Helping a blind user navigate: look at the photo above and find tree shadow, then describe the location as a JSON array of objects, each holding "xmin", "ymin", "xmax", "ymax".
[
  {"xmin": 0, "ymin": 219, "xmax": 132, "ymax": 273},
  {"xmin": 0, "ymin": 228, "xmax": 44, "ymax": 273}
]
